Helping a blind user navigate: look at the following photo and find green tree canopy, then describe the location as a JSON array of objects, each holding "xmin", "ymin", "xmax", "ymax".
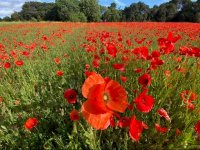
[
  {"xmin": 123, "ymin": 2, "xmax": 150, "ymax": 22},
  {"xmin": 79, "ymin": 0, "xmax": 101, "ymax": 22},
  {"xmin": 102, "ymin": 2, "xmax": 122, "ymax": 22}
]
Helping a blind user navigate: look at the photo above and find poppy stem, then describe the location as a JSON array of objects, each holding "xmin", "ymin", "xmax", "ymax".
[{"xmin": 78, "ymin": 122, "xmax": 86, "ymax": 133}]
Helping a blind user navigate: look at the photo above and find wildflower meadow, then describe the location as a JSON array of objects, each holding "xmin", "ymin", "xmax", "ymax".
[{"xmin": 0, "ymin": 22, "xmax": 200, "ymax": 149}]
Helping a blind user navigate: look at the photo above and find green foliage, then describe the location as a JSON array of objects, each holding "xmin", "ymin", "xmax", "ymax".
[
  {"xmin": 20, "ymin": 2, "xmax": 54, "ymax": 21},
  {"xmin": 55, "ymin": 0, "xmax": 87, "ymax": 22},
  {"xmin": 79, "ymin": 0, "xmax": 101, "ymax": 22},
  {"xmin": 3, "ymin": 0, "xmax": 200, "ymax": 22},
  {"xmin": 123, "ymin": 2, "xmax": 150, "ymax": 22},
  {"xmin": 102, "ymin": 3, "xmax": 122, "ymax": 22}
]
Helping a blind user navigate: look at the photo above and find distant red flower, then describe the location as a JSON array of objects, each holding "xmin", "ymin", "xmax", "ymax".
[
  {"xmin": 164, "ymin": 70, "xmax": 171, "ymax": 77},
  {"xmin": 70, "ymin": 110, "xmax": 80, "ymax": 121},
  {"xmin": 180, "ymin": 90, "xmax": 197, "ymax": 110},
  {"xmin": 0, "ymin": 97, "xmax": 3, "ymax": 103},
  {"xmin": 134, "ymin": 89, "xmax": 154, "ymax": 113},
  {"xmin": 135, "ymin": 37, "xmax": 146, "ymax": 44},
  {"xmin": 127, "ymin": 103, "xmax": 134, "ymax": 110},
  {"xmin": 180, "ymin": 90, "xmax": 197, "ymax": 102},
  {"xmin": 126, "ymin": 39, "xmax": 132, "ymax": 46},
  {"xmin": 157, "ymin": 108, "xmax": 171, "ymax": 122},
  {"xmin": 56, "ymin": 70, "xmax": 64, "ymax": 76},
  {"xmin": 158, "ymin": 32, "xmax": 181, "ymax": 54},
  {"xmin": 155, "ymin": 123, "xmax": 168, "ymax": 133},
  {"xmin": 134, "ymin": 68, "xmax": 142, "ymax": 73},
  {"xmin": 151, "ymin": 58, "xmax": 165, "ymax": 67},
  {"xmin": 22, "ymin": 51, "xmax": 30, "ymax": 57},
  {"xmin": 138, "ymin": 73, "xmax": 151, "ymax": 87},
  {"xmin": 54, "ymin": 57, "xmax": 61, "ymax": 64},
  {"xmin": 151, "ymin": 50, "xmax": 161, "ymax": 57},
  {"xmin": 85, "ymin": 71, "xmax": 95, "ymax": 77},
  {"xmin": 106, "ymin": 43, "xmax": 117, "ymax": 58},
  {"xmin": 117, "ymin": 117, "xmax": 130, "ymax": 128},
  {"xmin": 195, "ymin": 121, "xmax": 200, "ymax": 135},
  {"xmin": 120, "ymin": 76, "xmax": 127, "ymax": 82},
  {"xmin": 4, "ymin": 62, "xmax": 11, "ymax": 69},
  {"xmin": 112, "ymin": 63, "xmax": 125, "ymax": 72},
  {"xmin": 129, "ymin": 116, "xmax": 148, "ymax": 142},
  {"xmin": 64, "ymin": 89, "xmax": 77, "ymax": 104},
  {"xmin": 176, "ymin": 128, "xmax": 181, "ymax": 136},
  {"xmin": 24, "ymin": 118, "xmax": 38, "ymax": 130},
  {"xmin": 15, "ymin": 60, "xmax": 24, "ymax": 66},
  {"xmin": 92, "ymin": 58, "xmax": 100, "ymax": 68},
  {"xmin": 85, "ymin": 64, "xmax": 90, "ymax": 70},
  {"xmin": 41, "ymin": 43, "xmax": 48, "ymax": 51}
]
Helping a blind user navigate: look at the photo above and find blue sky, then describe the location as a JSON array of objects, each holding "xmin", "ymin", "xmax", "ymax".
[{"xmin": 0, "ymin": 0, "xmax": 189, "ymax": 18}]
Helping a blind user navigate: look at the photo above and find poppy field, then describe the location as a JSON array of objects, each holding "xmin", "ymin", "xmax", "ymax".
[{"xmin": 0, "ymin": 22, "xmax": 200, "ymax": 149}]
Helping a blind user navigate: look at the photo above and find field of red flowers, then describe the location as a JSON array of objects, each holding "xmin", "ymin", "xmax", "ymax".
[{"xmin": 0, "ymin": 22, "xmax": 200, "ymax": 149}]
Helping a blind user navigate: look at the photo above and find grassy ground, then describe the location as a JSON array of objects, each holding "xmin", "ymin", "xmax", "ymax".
[{"xmin": 0, "ymin": 22, "xmax": 200, "ymax": 149}]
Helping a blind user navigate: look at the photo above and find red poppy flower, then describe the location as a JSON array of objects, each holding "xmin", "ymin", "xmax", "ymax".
[
  {"xmin": 129, "ymin": 116, "xmax": 148, "ymax": 142},
  {"xmin": 151, "ymin": 50, "xmax": 161, "ymax": 57},
  {"xmin": 70, "ymin": 110, "xmax": 80, "ymax": 121},
  {"xmin": 155, "ymin": 123, "xmax": 168, "ymax": 133},
  {"xmin": 4, "ymin": 62, "xmax": 11, "ymax": 69},
  {"xmin": 180, "ymin": 90, "xmax": 197, "ymax": 102},
  {"xmin": 180, "ymin": 90, "xmax": 197, "ymax": 110},
  {"xmin": 120, "ymin": 76, "xmax": 127, "ymax": 82},
  {"xmin": 54, "ymin": 57, "xmax": 61, "ymax": 64},
  {"xmin": 157, "ymin": 108, "xmax": 171, "ymax": 122},
  {"xmin": 158, "ymin": 32, "xmax": 181, "ymax": 54},
  {"xmin": 195, "ymin": 121, "xmax": 200, "ymax": 135},
  {"xmin": 22, "ymin": 51, "xmax": 30, "ymax": 57},
  {"xmin": 0, "ymin": 97, "xmax": 3, "ymax": 103},
  {"xmin": 24, "ymin": 118, "xmax": 38, "ymax": 130},
  {"xmin": 134, "ymin": 89, "xmax": 154, "ymax": 113},
  {"xmin": 164, "ymin": 70, "xmax": 171, "ymax": 77},
  {"xmin": 112, "ymin": 63, "xmax": 125, "ymax": 72},
  {"xmin": 81, "ymin": 72, "xmax": 128, "ymax": 130},
  {"xmin": 138, "ymin": 73, "xmax": 151, "ymax": 87},
  {"xmin": 176, "ymin": 128, "xmax": 181, "ymax": 136},
  {"xmin": 85, "ymin": 64, "xmax": 90, "ymax": 70},
  {"xmin": 117, "ymin": 117, "xmax": 131, "ymax": 128},
  {"xmin": 64, "ymin": 89, "xmax": 77, "ymax": 104},
  {"xmin": 56, "ymin": 70, "xmax": 64, "ymax": 76},
  {"xmin": 15, "ymin": 60, "xmax": 24, "ymax": 66},
  {"xmin": 92, "ymin": 58, "xmax": 100, "ymax": 68},
  {"xmin": 134, "ymin": 68, "xmax": 142, "ymax": 73},
  {"xmin": 106, "ymin": 43, "xmax": 117, "ymax": 58},
  {"xmin": 110, "ymin": 116, "xmax": 116, "ymax": 127}
]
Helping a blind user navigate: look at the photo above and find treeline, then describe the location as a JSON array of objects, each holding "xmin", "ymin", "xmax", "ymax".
[{"xmin": 1, "ymin": 0, "xmax": 200, "ymax": 22}]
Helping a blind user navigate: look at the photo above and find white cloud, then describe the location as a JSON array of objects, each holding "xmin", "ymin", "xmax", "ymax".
[{"xmin": 0, "ymin": 0, "xmax": 41, "ymax": 18}]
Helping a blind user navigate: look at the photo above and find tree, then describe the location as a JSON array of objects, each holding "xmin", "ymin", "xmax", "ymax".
[
  {"xmin": 55, "ymin": 0, "xmax": 87, "ymax": 22},
  {"xmin": 2, "ymin": 16, "xmax": 11, "ymax": 21},
  {"xmin": 20, "ymin": 2, "xmax": 55, "ymax": 21},
  {"xmin": 123, "ymin": 2, "xmax": 150, "ymax": 22},
  {"xmin": 11, "ymin": 12, "xmax": 21, "ymax": 21},
  {"xmin": 79, "ymin": 0, "xmax": 101, "ymax": 22},
  {"xmin": 149, "ymin": 5, "xmax": 159, "ymax": 21},
  {"xmin": 102, "ymin": 2, "xmax": 122, "ymax": 22},
  {"xmin": 153, "ymin": 2, "xmax": 177, "ymax": 22},
  {"xmin": 173, "ymin": 0, "xmax": 196, "ymax": 22}
]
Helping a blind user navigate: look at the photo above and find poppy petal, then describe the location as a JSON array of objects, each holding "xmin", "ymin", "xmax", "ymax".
[
  {"xmin": 82, "ymin": 72, "xmax": 105, "ymax": 98},
  {"xmin": 105, "ymin": 80, "xmax": 128, "ymax": 113},
  {"xmin": 82, "ymin": 102, "xmax": 112, "ymax": 130},
  {"xmin": 84, "ymin": 84, "xmax": 108, "ymax": 114},
  {"xmin": 129, "ymin": 116, "xmax": 143, "ymax": 142}
]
